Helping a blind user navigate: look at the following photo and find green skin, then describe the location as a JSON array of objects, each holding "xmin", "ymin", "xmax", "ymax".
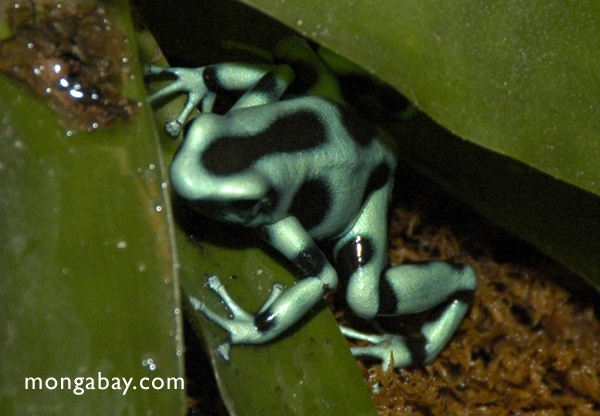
[{"xmin": 146, "ymin": 38, "xmax": 477, "ymax": 370}]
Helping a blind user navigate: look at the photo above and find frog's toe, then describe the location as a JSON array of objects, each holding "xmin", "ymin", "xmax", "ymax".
[
  {"xmin": 142, "ymin": 64, "xmax": 166, "ymax": 76},
  {"xmin": 204, "ymin": 274, "xmax": 223, "ymax": 290},
  {"xmin": 165, "ymin": 119, "xmax": 183, "ymax": 137},
  {"xmin": 188, "ymin": 293, "xmax": 235, "ymax": 330},
  {"xmin": 348, "ymin": 333, "xmax": 414, "ymax": 369},
  {"xmin": 188, "ymin": 295, "xmax": 204, "ymax": 311},
  {"xmin": 216, "ymin": 342, "xmax": 232, "ymax": 361}
]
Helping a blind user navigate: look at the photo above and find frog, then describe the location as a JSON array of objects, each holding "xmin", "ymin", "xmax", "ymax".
[{"xmin": 145, "ymin": 37, "xmax": 477, "ymax": 369}]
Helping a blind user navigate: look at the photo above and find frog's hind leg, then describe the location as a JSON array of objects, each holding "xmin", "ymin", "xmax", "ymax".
[
  {"xmin": 342, "ymin": 262, "xmax": 476, "ymax": 369},
  {"xmin": 376, "ymin": 262, "xmax": 476, "ymax": 365},
  {"xmin": 334, "ymin": 181, "xmax": 477, "ymax": 369}
]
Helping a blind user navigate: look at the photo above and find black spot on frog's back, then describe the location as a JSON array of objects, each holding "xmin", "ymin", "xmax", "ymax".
[
  {"xmin": 202, "ymin": 111, "xmax": 326, "ymax": 175},
  {"xmin": 289, "ymin": 179, "xmax": 331, "ymax": 231},
  {"xmin": 279, "ymin": 58, "xmax": 319, "ymax": 97},
  {"xmin": 340, "ymin": 107, "xmax": 378, "ymax": 147},
  {"xmin": 362, "ymin": 162, "xmax": 392, "ymax": 203},
  {"xmin": 337, "ymin": 73, "xmax": 412, "ymax": 123}
]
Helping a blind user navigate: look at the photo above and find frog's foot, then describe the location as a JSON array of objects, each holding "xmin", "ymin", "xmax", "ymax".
[
  {"xmin": 144, "ymin": 65, "xmax": 207, "ymax": 102},
  {"xmin": 341, "ymin": 296, "xmax": 471, "ymax": 369},
  {"xmin": 340, "ymin": 326, "xmax": 413, "ymax": 370},
  {"xmin": 188, "ymin": 275, "xmax": 285, "ymax": 360},
  {"xmin": 143, "ymin": 64, "xmax": 214, "ymax": 137}
]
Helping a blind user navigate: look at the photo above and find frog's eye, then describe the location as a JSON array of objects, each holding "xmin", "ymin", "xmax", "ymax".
[
  {"xmin": 228, "ymin": 198, "xmax": 262, "ymax": 214},
  {"xmin": 189, "ymin": 191, "xmax": 277, "ymax": 224}
]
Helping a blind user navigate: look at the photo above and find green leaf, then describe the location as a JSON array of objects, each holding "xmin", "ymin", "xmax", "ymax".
[
  {"xmin": 241, "ymin": 0, "xmax": 600, "ymax": 196},
  {"xmin": 177, "ymin": 220, "xmax": 379, "ymax": 416},
  {"xmin": 0, "ymin": 2, "xmax": 185, "ymax": 414},
  {"xmin": 135, "ymin": 0, "xmax": 600, "ymax": 412},
  {"xmin": 237, "ymin": 0, "xmax": 600, "ymax": 290}
]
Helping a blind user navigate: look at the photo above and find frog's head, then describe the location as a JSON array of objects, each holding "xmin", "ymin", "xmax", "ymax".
[{"xmin": 169, "ymin": 116, "xmax": 279, "ymax": 225}]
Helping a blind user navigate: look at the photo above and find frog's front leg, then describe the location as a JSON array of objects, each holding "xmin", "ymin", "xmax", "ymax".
[
  {"xmin": 190, "ymin": 216, "xmax": 338, "ymax": 360},
  {"xmin": 145, "ymin": 63, "xmax": 293, "ymax": 137}
]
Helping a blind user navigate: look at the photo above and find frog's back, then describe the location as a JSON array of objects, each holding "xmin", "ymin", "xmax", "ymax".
[
  {"xmin": 174, "ymin": 95, "xmax": 396, "ymax": 238},
  {"xmin": 225, "ymin": 96, "xmax": 397, "ymax": 239}
]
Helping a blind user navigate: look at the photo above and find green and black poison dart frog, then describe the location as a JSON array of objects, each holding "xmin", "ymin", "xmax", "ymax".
[{"xmin": 146, "ymin": 38, "xmax": 477, "ymax": 370}]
